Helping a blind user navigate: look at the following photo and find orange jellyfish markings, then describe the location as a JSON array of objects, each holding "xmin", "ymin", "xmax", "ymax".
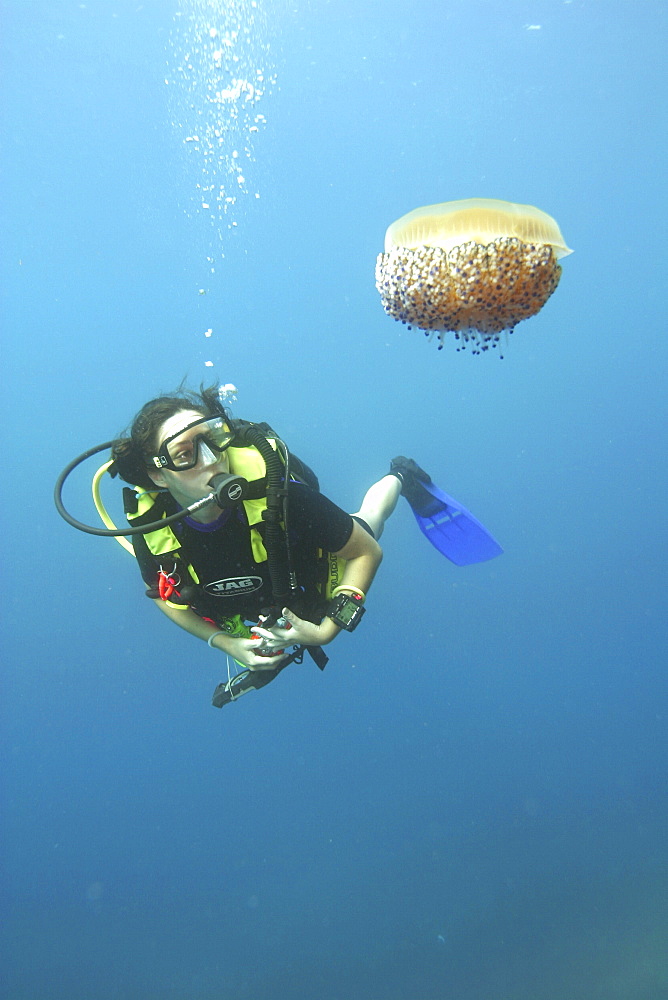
[{"xmin": 375, "ymin": 198, "xmax": 572, "ymax": 354}]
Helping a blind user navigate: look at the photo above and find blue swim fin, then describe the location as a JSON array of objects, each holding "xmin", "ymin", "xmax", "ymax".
[{"xmin": 408, "ymin": 480, "xmax": 503, "ymax": 566}]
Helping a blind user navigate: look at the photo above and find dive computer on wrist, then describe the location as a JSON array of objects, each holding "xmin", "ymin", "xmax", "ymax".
[{"xmin": 325, "ymin": 591, "xmax": 366, "ymax": 631}]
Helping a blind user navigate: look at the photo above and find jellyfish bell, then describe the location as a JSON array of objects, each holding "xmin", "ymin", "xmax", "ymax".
[
  {"xmin": 382, "ymin": 198, "xmax": 572, "ymax": 256},
  {"xmin": 375, "ymin": 197, "xmax": 572, "ymax": 354}
]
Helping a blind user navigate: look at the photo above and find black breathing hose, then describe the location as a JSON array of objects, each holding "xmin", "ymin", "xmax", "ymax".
[
  {"xmin": 54, "ymin": 441, "xmax": 221, "ymax": 537},
  {"xmin": 54, "ymin": 429, "xmax": 299, "ymax": 611}
]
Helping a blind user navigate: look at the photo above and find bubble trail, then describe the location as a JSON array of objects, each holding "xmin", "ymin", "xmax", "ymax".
[
  {"xmin": 166, "ymin": 0, "xmax": 277, "ymax": 249},
  {"xmin": 165, "ymin": 0, "xmax": 277, "ymax": 371}
]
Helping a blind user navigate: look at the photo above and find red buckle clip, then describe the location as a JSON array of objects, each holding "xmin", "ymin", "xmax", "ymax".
[{"xmin": 158, "ymin": 565, "xmax": 180, "ymax": 601}]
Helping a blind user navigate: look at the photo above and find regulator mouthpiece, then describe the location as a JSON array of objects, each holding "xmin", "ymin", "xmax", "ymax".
[{"xmin": 208, "ymin": 472, "xmax": 249, "ymax": 508}]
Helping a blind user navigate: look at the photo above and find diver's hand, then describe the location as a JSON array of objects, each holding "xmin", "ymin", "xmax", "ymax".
[
  {"xmin": 252, "ymin": 607, "xmax": 340, "ymax": 648},
  {"xmin": 213, "ymin": 634, "xmax": 291, "ymax": 671}
]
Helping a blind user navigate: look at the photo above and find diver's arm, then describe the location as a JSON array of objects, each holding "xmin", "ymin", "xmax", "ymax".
[
  {"xmin": 331, "ymin": 517, "xmax": 383, "ymax": 602},
  {"xmin": 265, "ymin": 521, "xmax": 383, "ymax": 647},
  {"xmin": 152, "ymin": 600, "xmax": 291, "ymax": 669}
]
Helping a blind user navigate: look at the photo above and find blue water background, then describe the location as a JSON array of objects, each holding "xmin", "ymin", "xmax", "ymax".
[{"xmin": 2, "ymin": 2, "xmax": 667, "ymax": 998}]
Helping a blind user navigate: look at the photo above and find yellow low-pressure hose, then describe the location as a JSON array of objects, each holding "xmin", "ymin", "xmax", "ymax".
[{"xmin": 91, "ymin": 461, "xmax": 134, "ymax": 555}]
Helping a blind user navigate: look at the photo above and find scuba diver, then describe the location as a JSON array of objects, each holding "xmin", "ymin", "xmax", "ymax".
[{"xmin": 54, "ymin": 384, "xmax": 503, "ymax": 708}]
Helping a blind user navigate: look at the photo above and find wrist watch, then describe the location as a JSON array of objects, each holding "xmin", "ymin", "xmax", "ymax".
[{"xmin": 325, "ymin": 591, "xmax": 366, "ymax": 631}]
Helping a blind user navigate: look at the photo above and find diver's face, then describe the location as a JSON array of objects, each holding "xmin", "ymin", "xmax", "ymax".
[{"xmin": 148, "ymin": 409, "xmax": 231, "ymax": 504}]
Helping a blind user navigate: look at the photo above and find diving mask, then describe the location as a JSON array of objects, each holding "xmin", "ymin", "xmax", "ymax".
[{"xmin": 152, "ymin": 415, "xmax": 235, "ymax": 472}]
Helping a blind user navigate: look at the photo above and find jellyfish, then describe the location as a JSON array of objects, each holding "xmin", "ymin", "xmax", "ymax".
[{"xmin": 375, "ymin": 198, "xmax": 572, "ymax": 354}]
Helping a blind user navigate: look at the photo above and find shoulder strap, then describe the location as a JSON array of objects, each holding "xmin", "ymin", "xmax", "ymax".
[{"xmin": 123, "ymin": 487, "xmax": 187, "ymax": 587}]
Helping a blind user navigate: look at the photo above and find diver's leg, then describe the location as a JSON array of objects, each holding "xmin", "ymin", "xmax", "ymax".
[{"xmin": 351, "ymin": 475, "xmax": 402, "ymax": 541}]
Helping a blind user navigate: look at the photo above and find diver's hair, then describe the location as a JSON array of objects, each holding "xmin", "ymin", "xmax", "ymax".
[{"xmin": 111, "ymin": 383, "xmax": 230, "ymax": 489}]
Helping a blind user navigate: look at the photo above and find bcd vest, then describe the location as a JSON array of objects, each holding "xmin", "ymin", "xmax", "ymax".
[{"xmin": 123, "ymin": 435, "xmax": 347, "ymax": 633}]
